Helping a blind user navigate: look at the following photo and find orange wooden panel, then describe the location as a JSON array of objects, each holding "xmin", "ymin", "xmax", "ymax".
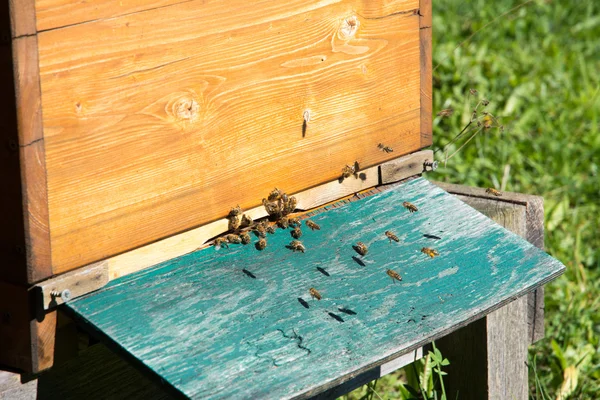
[{"xmin": 33, "ymin": 0, "xmax": 425, "ymax": 272}]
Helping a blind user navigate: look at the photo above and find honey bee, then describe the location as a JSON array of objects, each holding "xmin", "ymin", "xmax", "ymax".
[
  {"xmin": 402, "ymin": 201, "xmax": 418, "ymax": 213},
  {"xmin": 268, "ymin": 188, "xmax": 283, "ymax": 201},
  {"xmin": 263, "ymin": 199, "xmax": 280, "ymax": 216},
  {"xmin": 309, "ymin": 288, "xmax": 322, "ymax": 300},
  {"xmin": 421, "ymin": 247, "xmax": 439, "ymax": 258},
  {"xmin": 305, "ymin": 220, "xmax": 320, "ymax": 231},
  {"xmin": 385, "ymin": 230, "xmax": 400, "ymax": 242},
  {"xmin": 354, "ymin": 242, "xmax": 368, "ymax": 256},
  {"xmin": 266, "ymin": 225, "xmax": 276, "ymax": 234},
  {"xmin": 254, "ymin": 221, "xmax": 267, "ymax": 237},
  {"xmin": 277, "ymin": 216, "xmax": 289, "ymax": 229},
  {"xmin": 229, "ymin": 205, "xmax": 242, "ymax": 217},
  {"xmin": 283, "ymin": 196, "xmax": 297, "ymax": 215},
  {"xmin": 486, "ymin": 187, "xmax": 502, "ymax": 196},
  {"xmin": 288, "ymin": 217, "xmax": 301, "ymax": 227},
  {"xmin": 378, "ymin": 143, "xmax": 394, "ymax": 153},
  {"xmin": 256, "ymin": 238, "xmax": 267, "ymax": 250},
  {"xmin": 241, "ymin": 214, "xmax": 253, "ymax": 227},
  {"xmin": 436, "ymin": 108, "xmax": 454, "ymax": 117},
  {"xmin": 213, "ymin": 237, "xmax": 229, "ymax": 250},
  {"xmin": 386, "ymin": 269, "xmax": 402, "ymax": 282},
  {"xmin": 240, "ymin": 232, "xmax": 251, "ymax": 245},
  {"xmin": 226, "ymin": 234, "xmax": 242, "ymax": 244},
  {"xmin": 289, "ymin": 240, "xmax": 305, "ymax": 253},
  {"xmin": 291, "ymin": 226, "xmax": 302, "ymax": 239},
  {"xmin": 341, "ymin": 164, "xmax": 355, "ymax": 179},
  {"xmin": 228, "ymin": 215, "xmax": 241, "ymax": 231}
]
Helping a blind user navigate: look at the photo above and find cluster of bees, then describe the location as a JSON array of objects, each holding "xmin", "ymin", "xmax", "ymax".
[{"xmin": 212, "ymin": 188, "xmax": 320, "ymax": 254}]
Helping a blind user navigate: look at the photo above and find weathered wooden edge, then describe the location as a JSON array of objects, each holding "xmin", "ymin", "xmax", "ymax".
[
  {"xmin": 419, "ymin": 0, "xmax": 432, "ymax": 148},
  {"xmin": 37, "ymin": 261, "xmax": 109, "ymax": 310},
  {"xmin": 8, "ymin": 0, "xmax": 36, "ymax": 38},
  {"xmin": 311, "ymin": 349, "xmax": 423, "ymax": 400},
  {"xmin": 10, "ymin": 13, "xmax": 52, "ymax": 284},
  {"xmin": 379, "ymin": 149, "xmax": 431, "ymax": 184},
  {"xmin": 432, "ymin": 181, "xmax": 546, "ymax": 343}
]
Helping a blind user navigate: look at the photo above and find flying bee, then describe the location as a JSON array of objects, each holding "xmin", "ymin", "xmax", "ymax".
[
  {"xmin": 266, "ymin": 225, "xmax": 276, "ymax": 234},
  {"xmin": 277, "ymin": 216, "xmax": 289, "ymax": 229},
  {"xmin": 291, "ymin": 226, "xmax": 302, "ymax": 239},
  {"xmin": 386, "ymin": 269, "xmax": 402, "ymax": 283},
  {"xmin": 240, "ymin": 232, "xmax": 251, "ymax": 245},
  {"xmin": 403, "ymin": 201, "xmax": 418, "ymax": 213},
  {"xmin": 213, "ymin": 237, "xmax": 229, "ymax": 250},
  {"xmin": 309, "ymin": 288, "xmax": 322, "ymax": 300},
  {"xmin": 241, "ymin": 214, "xmax": 253, "ymax": 227},
  {"xmin": 256, "ymin": 238, "xmax": 267, "ymax": 250},
  {"xmin": 385, "ymin": 230, "xmax": 400, "ymax": 242},
  {"xmin": 254, "ymin": 221, "xmax": 267, "ymax": 237},
  {"xmin": 354, "ymin": 242, "xmax": 368, "ymax": 256},
  {"xmin": 226, "ymin": 234, "xmax": 242, "ymax": 244},
  {"xmin": 437, "ymin": 108, "xmax": 454, "ymax": 117},
  {"xmin": 288, "ymin": 217, "xmax": 301, "ymax": 227},
  {"xmin": 268, "ymin": 188, "xmax": 283, "ymax": 201},
  {"xmin": 378, "ymin": 143, "xmax": 394, "ymax": 153},
  {"xmin": 486, "ymin": 187, "xmax": 502, "ymax": 196},
  {"xmin": 305, "ymin": 220, "xmax": 320, "ymax": 231},
  {"xmin": 421, "ymin": 247, "xmax": 439, "ymax": 258},
  {"xmin": 289, "ymin": 240, "xmax": 305, "ymax": 253}
]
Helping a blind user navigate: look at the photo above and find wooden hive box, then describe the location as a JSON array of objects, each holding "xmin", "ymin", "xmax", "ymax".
[{"xmin": 1, "ymin": 0, "xmax": 432, "ymax": 372}]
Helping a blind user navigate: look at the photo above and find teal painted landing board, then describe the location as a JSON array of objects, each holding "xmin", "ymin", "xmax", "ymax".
[{"xmin": 66, "ymin": 178, "xmax": 564, "ymax": 399}]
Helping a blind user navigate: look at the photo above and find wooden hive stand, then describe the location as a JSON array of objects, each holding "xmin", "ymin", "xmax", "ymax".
[{"xmin": 0, "ymin": 0, "xmax": 563, "ymax": 399}]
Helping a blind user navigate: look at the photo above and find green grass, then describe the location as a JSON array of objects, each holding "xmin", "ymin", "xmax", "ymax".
[{"xmin": 344, "ymin": 0, "xmax": 600, "ymax": 398}]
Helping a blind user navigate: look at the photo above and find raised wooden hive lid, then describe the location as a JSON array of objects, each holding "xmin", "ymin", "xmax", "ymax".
[{"xmin": 11, "ymin": 0, "xmax": 432, "ymax": 277}]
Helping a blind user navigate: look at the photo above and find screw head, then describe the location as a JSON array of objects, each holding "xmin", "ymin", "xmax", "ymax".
[
  {"xmin": 61, "ymin": 289, "xmax": 72, "ymax": 301},
  {"xmin": 424, "ymin": 160, "xmax": 439, "ymax": 171}
]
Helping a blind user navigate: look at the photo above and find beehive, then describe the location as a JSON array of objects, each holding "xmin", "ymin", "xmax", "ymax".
[{"xmin": 1, "ymin": 0, "xmax": 431, "ymax": 371}]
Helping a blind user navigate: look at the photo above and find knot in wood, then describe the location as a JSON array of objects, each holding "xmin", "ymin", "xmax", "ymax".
[
  {"xmin": 171, "ymin": 95, "xmax": 199, "ymax": 122},
  {"xmin": 339, "ymin": 16, "xmax": 359, "ymax": 40}
]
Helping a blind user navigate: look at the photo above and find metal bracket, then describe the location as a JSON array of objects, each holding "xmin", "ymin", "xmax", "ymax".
[{"xmin": 36, "ymin": 261, "xmax": 109, "ymax": 310}]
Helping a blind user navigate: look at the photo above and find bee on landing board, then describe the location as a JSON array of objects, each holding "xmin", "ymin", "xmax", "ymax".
[
  {"xmin": 289, "ymin": 240, "xmax": 305, "ymax": 253},
  {"xmin": 277, "ymin": 216, "xmax": 290, "ymax": 229},
  {"xmin": 486, "ymin": 188, "xmax": 502, "ymax": 196},
  {"xmin": 240, "ymin": 232, "xmax": 251, "ymax": 245},
  {"xmin": 213, "ymin": 237, "xmax": 229, "ymax": 250},
  {"xmin": 421, "ymin": 247, "xmax": 439, "ymax": 258},
  {"xmin": 309, "ymin": 288, "xmax": 322, "ymax": 300},
  {"xmin": 291, "ymin": 226, "xmax": 302, "ymax": 239},
  {"xmin": 256, "ymin": 238, "xmax": 267, "ymax": 251},
  {"xmin": 241, "ymin": 214, "xmax": 253, "ymax": 228},
  {"xmin": 283, "ymin": 196, "xmax": 297, "ymax": 215},
  {"xmin": 226, "ymin": 234, "xmax": 242, "ymax": 244},
  {"xmin": 354, "ymin": 242, "xmax": 368, "ymax": 256},
  {"xmin": 254, "ymin": 221, "xmax": 267, "ymax": 237},
  {"xmin": 266, "ymin": 224, "xmax": 276, "ymax": 234},
  {"xmin": 386, "ymin": 269, "xmax": 402, "ymax": 282},
  {"xmin": 341, "ymin": 164, "xmax": 355, "ymax": 179},
  {"xmin": 288, "ymin": 217, "xmax": 301, "ymax": 227},
  {"xmin": 263, "ymin": 199, "xmax": 280, "ymax": 217},
  {"xmin": 305, "ymin": 220, "xmax": 320, "ymax": 231},
  {"xmin": 402, "ymin": 201, "xmax": 418, "ymax": 213},
  {"xmin": 385, "ymin": 231, "xmax": 400, "ymax": 243},
  {"xmin": 229, "ymin": 205, "xmax": 242, "ymax": 217},
  {"xmin": 378, "ymin": 143, "xmax": 393, "ymax": 153}
]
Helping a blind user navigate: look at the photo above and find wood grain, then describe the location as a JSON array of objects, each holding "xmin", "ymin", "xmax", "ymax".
[
  {"xmin": 434, "ymin": 181, "xmax": 547, "ymax": 343},
  {"xmin": 9, "ymin": 0, "xmax": 37, "ymax": 38},
  {"xmin": 419, "ymin": 0, "xmax": 432, "ymax": 147},
  {"xmin": 35, "ymin": 0, "xmax": 424, "ymax": 273},
  {"xmin": 65, "ymin": 178, "xmax": 564, "ymax": 399},
  {"xmin": 437, "ymin": 196, "xmax": 530, "ymax": 400},
  {"xmin": 12, "ymin": 32, "xmax": 52, "ymax": 283}
]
